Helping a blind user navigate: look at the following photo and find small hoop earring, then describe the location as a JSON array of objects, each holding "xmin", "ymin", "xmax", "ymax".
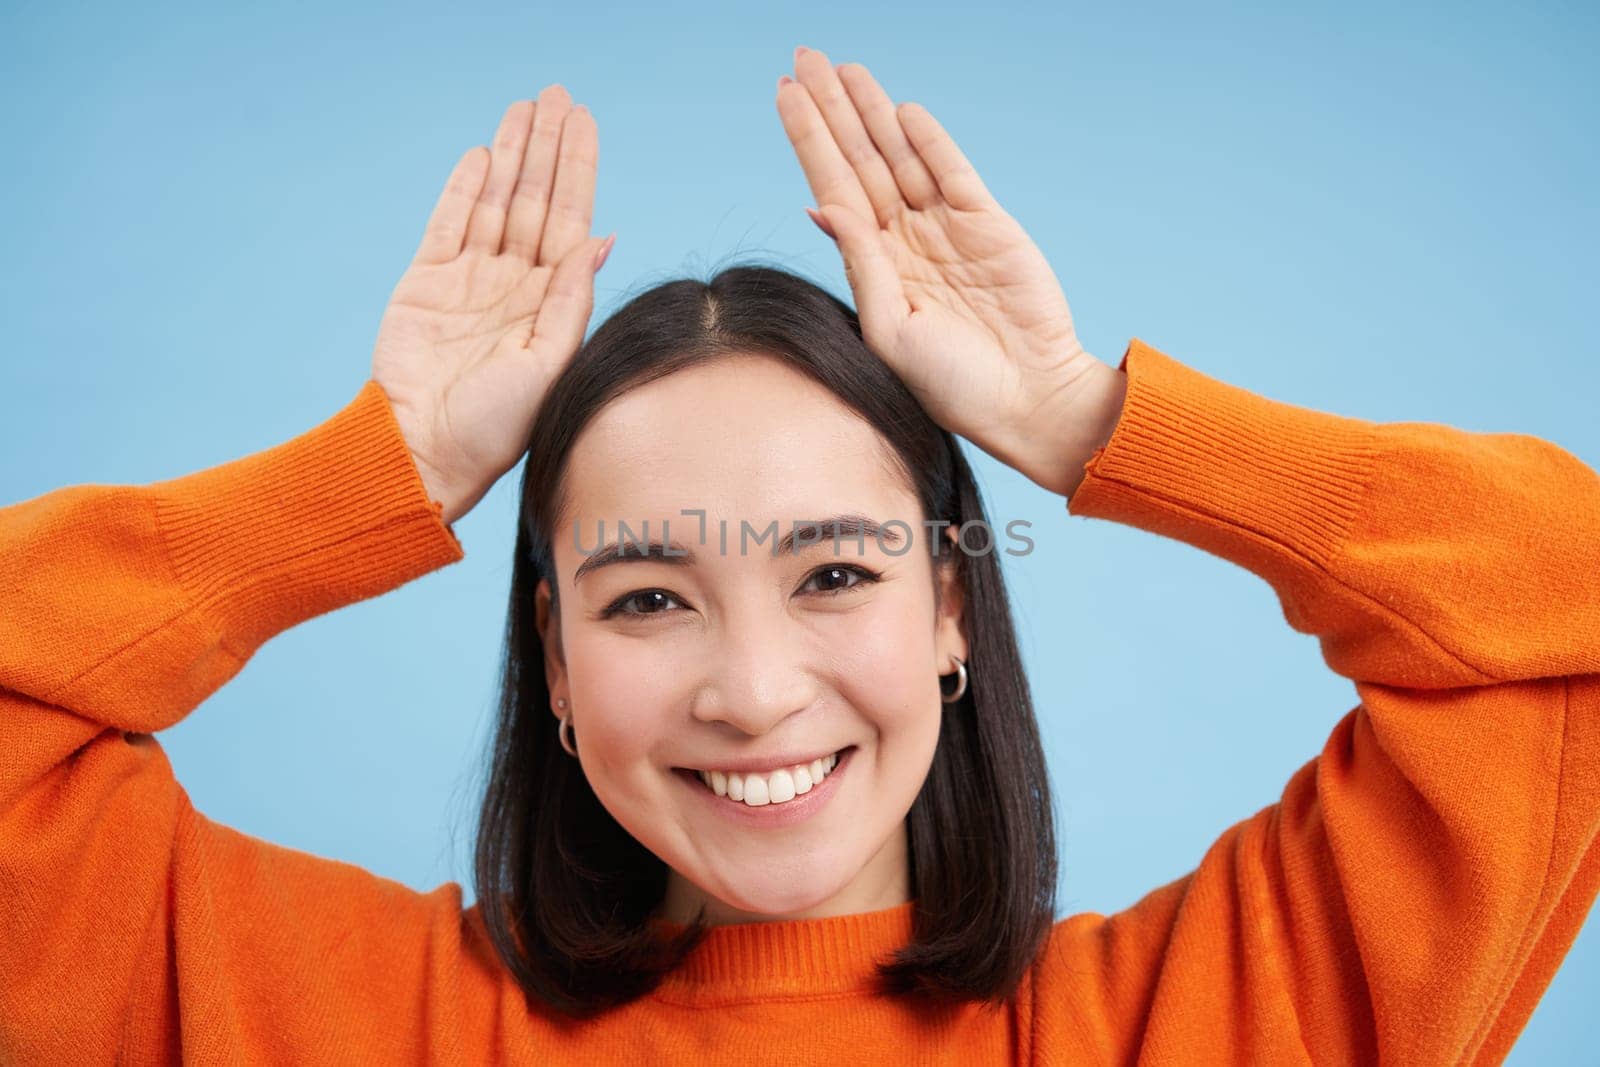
[
  {"xmin": 940, "ymin": 655, "xmax": 968, "ymax": 703},
  {"xmin": 558, "ymin": 711, "xmax": 578, "ymax": 758}
]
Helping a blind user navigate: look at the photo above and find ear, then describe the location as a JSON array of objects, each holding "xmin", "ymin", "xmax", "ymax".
[
  {"xmin": 934, "ymin": 526, "xmax": 969, "ymax": 671},
  {"xmin": 535, "ymin": 576, "xmax": 568, "ymax": 722}
]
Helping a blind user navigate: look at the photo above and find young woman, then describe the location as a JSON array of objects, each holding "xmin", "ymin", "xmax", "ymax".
[{"xmin": 3, "ymin": 47, "xmax": 1596, "ymax": 1063}]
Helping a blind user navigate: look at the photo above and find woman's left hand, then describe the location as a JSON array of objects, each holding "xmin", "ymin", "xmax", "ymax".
[{"xmin": 776, "ymin": 48, "xmax": 1126, "ymax": 498}]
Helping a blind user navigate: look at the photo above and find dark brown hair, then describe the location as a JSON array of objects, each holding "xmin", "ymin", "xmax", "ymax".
[{"xmin": 473, "ymin": 262, "xmax": 1057, "ymax": 1019}]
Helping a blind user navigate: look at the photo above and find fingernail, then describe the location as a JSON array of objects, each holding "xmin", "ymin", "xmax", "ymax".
[
  {"xmin": 804, "ymin": 206, "xmax": 835, "ymax": 239},
  {"xmin": 593, "ymin": 233, "xmax": 616, "ymax": 273},
  {"xmin": 794, "ymin": 46, "xmax": 809, "ymax": 61},
  {"xmin": 778, "ymin": 74, "xmax": 794, "ymax": 88}
]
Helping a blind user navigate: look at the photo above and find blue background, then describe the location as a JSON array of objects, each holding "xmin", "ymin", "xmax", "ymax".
[{"xmin": 2, "ymin": 2, "xmax": 1595, "ymax": 1059}]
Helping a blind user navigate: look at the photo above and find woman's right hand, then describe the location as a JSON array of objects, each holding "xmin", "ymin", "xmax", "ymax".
[{"xmin": 372, "ymin": 84, "xmax": 615, "ymax": 526}]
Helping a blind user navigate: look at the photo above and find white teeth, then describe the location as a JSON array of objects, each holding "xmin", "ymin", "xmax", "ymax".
[
  {"xmin": 743, "ymin": 775, "xmax": 770, "ymax": 806},
  {"xmin": 695, "ymin": 750, "xmax": 844, "ymax": 807}
]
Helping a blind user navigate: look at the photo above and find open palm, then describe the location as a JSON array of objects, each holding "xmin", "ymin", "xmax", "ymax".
[
  {"xmin": 778, "ymin": 49, "xmax": 1117, "ymax": 494},
  {"xmin": 373, "ymin": 84, "xmax": 613, "ymax": 525}
]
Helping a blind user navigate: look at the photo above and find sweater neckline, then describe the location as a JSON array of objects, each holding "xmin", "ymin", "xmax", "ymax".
[{"xmin": 648, "ymin": 900, "xmax": 917, "ymax": 1000}]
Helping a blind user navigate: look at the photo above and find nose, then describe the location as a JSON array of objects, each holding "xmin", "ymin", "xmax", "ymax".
[{"xmin": 690, "ymin": 602, "xmax": 820, "ymax": 737}]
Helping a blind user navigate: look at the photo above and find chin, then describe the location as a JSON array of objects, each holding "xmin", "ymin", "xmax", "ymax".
[{"xmin": 703, "ymin": 866, "xmax": 857, "ymax": 921}]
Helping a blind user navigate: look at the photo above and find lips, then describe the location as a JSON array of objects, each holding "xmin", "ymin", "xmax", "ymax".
[{"xmin": 676, "ymin": 746, "xmax": 856, "ymax": 822}]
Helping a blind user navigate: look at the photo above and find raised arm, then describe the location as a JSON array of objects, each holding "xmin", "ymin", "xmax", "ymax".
[
  {"xmin": 1037, "ymin": 337, "xmax": 1600, "ymax": 1063},
  {"xmin": 0, "ymin": 383, "xmax": 472, "ymax": 1061},
  {"xmin": 0, "ymin": 86, "xmax": 610, "ymax": 1062}
]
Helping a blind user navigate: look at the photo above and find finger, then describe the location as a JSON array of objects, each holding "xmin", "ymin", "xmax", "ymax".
[
  {"xmin": 503, "ymin": 84, "xmax": 573, "ymax": 261},
  {"xmin": 835, "ymin": 62, "xmax": 941, "ymax": 211},
  {"xmin": 465, "ymin": 100, "xmax": 536, "ymax": 253},
  {"xmin": 538, "ymin": 104, "xmax": 598, "ymax": 266},
  {"xmin": 790, "ymin": 48, "xmax": 904, "ymax": 227},
  {"xmin": 775, "ymin": 61, "xmax": 876, "ymax": 224},
  {"xmin": 413, "ymin": 146, "xmax": 491, "ymax": 265},
  {"xmin": 896, "ymin": 101, "xmax": 996, "ymax": 212},
  {"xmin": 523, "ymin": 234, "xmax": 611, "ymax": 358},
  {"xmin": 816, "ymin": 203, "xmax": 910, "ymax": 344}
]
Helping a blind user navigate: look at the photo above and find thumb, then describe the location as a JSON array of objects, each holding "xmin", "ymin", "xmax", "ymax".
[
  {"xmin": 527, "ymin": 233, "xmax": 613, "ymax": 359},
  {"xmin": 812, "ymin": 204, "xmax": 910, "ymax": 341}
]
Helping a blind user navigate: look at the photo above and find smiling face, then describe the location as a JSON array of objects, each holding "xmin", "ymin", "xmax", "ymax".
[{"xmin": 534, "ymin": 351, "xmax": 967, "ymax": 925}]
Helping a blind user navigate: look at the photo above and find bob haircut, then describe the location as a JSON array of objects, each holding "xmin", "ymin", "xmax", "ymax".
[{"xmin": 474, "ymin": 263, "xmax": 1057, "ymax": 1019}]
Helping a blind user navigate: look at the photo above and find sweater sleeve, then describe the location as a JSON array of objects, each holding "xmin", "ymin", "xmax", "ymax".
[
  {"xmin": 0, "ymin": 382, "xmax": 503, "ymax": 1063},
  {"xmin": 1032, "ymin": 339, "xmax": 1600, "ymax": 1065}
]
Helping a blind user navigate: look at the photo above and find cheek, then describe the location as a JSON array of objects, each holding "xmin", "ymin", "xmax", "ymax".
[
  {"xmin": 830, "ymin": 589, "xmax": 943, "ymax": 735},
  {"xmin": 562, "ymin": 632, "xmax": 681, "ymax": 780}
]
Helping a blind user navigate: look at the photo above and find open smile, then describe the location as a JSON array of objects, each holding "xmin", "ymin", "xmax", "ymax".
[{"xmin": 673, "ymin": 746, "xmax": 857, "ymax": 826}]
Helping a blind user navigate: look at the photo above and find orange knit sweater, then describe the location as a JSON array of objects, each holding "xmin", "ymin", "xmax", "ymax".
[{"xmin": 3, "ymin": 338, "xmax": 1597, "ymax": 1064}]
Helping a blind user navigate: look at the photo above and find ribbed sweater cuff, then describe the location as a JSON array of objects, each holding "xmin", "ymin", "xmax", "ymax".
[
  {"xmin": 1067, "ymin": 338, "xmax": 1380, "ymax": 567},
  {"xmin": 151, "ymin": 380, "xmax": 464, "ymax": 652}
]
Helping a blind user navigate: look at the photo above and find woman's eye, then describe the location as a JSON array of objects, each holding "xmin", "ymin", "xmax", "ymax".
[
  {"xmin": 608, "ymin": 590, "xmax": 682, "ymax": 618},
  {"xmin": 803, "ymin": 564, "xmax": 879, "ymax": 595}
]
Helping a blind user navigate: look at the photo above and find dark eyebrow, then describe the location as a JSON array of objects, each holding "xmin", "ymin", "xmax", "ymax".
[{"xmin": 571, "ymin": 513, "xmax": 904, "ymax": 584}]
